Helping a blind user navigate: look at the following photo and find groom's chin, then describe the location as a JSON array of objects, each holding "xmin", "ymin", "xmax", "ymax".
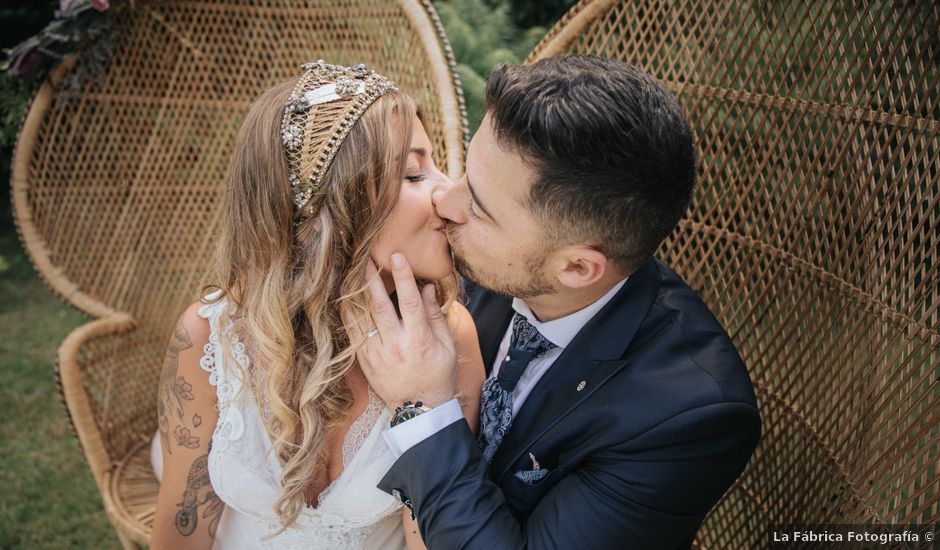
[
  {"xmin": 452, "ymin": 254, "xmax": 476, "ymax": 283},
  {"xmin": 454, "ymin": 256, "xmax": 512, "ymax": 298},
  {"xmin": 453, "ymin": 255, "xmax": 482, "ymax": 285}
]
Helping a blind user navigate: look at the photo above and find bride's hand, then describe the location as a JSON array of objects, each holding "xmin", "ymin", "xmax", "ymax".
[{"xmin": 356, "ymin": 254, "xmax": 458, "ymax": 410}]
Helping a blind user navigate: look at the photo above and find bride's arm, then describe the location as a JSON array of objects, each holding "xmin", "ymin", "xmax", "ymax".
[
  {"xmin": 151, "ymin": 303, "xmax": 224, "ymax": 550},
  {"xmin": 403, "ymin": 300, "xmax": 484, "ymax": 550}
]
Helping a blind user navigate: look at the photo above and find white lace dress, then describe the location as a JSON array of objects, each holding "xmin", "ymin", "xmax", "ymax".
[{"xmin": 195, "ymin": 291, "xmax": 406, "ymax": 549}]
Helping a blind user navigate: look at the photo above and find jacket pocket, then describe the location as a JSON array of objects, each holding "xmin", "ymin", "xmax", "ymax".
[
  {"xmin": 504, "ymin": 467, "xmax": 567, "ymax": 516},
  {"xmin": 513, "ymin": 467, "xmax": 552, "ymax": 486}
]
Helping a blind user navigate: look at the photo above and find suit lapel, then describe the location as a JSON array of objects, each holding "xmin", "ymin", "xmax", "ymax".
[{"xmin": 488, "ymin": 259, "xmax": 663, "ymax": 482}]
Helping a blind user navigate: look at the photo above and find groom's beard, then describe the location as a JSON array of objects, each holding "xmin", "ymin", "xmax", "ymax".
[{"xmin": 447, "ymin": 225, "xmax": 555, "ymax": 299}]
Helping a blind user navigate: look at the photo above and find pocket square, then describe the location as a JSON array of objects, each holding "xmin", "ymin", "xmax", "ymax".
[{"xmin": 514, "ymin": 468, "xmax": 551, "ymax": 485}]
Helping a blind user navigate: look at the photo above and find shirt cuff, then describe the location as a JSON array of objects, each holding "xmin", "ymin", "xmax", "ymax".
[{"xmin": 382, "ymin": 398, "xmax": 464, "ymax": 458}]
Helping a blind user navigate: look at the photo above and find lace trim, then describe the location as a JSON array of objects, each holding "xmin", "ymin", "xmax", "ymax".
[
  {"xmin": 261, "ymin": 519, "xmax": 373, "ymax": 548},
  {"xmin": 316, "ymin": 388, "xmax": 384, "ymax": 507},
  {"xmin": 198, "ymin": 295, "xmax": 249, "ymax": 453},
  {"xmin": 199, "ymin": 294, "xmax": 388, "ymax": 511},
  {"xmin": 342, "ymin": 388, "xmax": 384, "ymax": 468},
  {"xmin": 197, "ymin": 296, "xmax": 251, "ymax": 402},
  {"xmin": 196, "ymin": 299, "xmax": 222, "ymax": 386}
]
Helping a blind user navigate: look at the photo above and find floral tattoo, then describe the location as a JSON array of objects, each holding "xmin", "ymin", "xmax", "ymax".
[{"xmin": 157, "ymin": 318, "xmax": 195, "ymax": 455}]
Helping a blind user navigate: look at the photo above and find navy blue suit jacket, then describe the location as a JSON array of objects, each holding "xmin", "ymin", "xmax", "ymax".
[{"xmin": 378, "ymin": 258, "xmax": 761, "ymax": 549}]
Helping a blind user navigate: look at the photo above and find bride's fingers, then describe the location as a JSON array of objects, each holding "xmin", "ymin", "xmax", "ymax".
[
  {"xmin": 422, "ymin": 284, "xmax": 452, "ymax": 346},
  {"xmin": 341, "ymin": 303, "xmax": 369, "ymax": 343},
  {"xmin": 356, "ymin": 347, "xmax": 374, "ymax": 372},
  {"xmin": 365, "ymin": 258, "xmax": 401, "ymax": 338},
  {"xmin": 356, "ymin": 329, "xmax": 383, "ymax": 373},
  {"xmin": 389, "ymin": 253, "xmax": 430, "ymax": 337}
]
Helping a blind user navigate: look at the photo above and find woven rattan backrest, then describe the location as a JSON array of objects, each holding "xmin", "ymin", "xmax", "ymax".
[
  {"xmin": 12, "ymin": 0, "xmax": 466, "ymax": 468},
  {"xmin": 530, "ymin": 0, "xmax": 939, "ymax": 544}
]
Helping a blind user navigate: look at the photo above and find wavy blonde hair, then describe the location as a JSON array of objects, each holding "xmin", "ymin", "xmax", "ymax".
[{"xmin": 199, "ymin": 77, "xmax": 457, "ymax": 529}]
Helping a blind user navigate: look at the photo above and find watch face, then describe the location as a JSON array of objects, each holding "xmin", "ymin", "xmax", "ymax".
[
  {"xmin": 393, "ymin": 406, "xmax": 426, "ymax": 426},
  {"xmin": 400, "ymin": 408, "xmax": 423, "ymax": 420}
]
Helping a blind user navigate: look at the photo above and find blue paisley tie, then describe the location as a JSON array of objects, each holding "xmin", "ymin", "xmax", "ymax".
[{"xmin": 478, "ymin": 313, "xmax": 557, "ymax": 463}]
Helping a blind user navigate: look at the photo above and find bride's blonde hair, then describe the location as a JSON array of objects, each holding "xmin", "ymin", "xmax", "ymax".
[{"xmin": 200, "ymin": 77, "xmax": 457, "ymax": 528}]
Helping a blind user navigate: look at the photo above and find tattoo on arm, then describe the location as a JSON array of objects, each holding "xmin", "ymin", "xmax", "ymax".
[
  {"xmin": 158, "ymin": 319, "xmax": 195, "ymax": 455},
  {"xmin": 173, "ymin": 425, "xmax": 201, "ymax": 449},
  {"xmin": 175, "ymin": 444, "xmax": 223, "ymax": 538}
]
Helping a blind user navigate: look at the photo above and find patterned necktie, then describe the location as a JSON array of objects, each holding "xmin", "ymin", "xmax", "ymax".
[{"xmin": 478, "ymin": 313, "xmax": 558, "ymax": 463}]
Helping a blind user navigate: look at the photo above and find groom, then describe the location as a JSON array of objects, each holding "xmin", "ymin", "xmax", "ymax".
[{"xmin": 360, "ymin": 55, "xmax": 761, "ymax": 548}]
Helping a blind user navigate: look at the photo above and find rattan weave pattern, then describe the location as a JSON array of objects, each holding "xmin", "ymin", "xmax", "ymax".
[
  {"xmin": 11, "ymin": 1, "xmax": 467, "ymax": 546},
  {"xmin": 530, "ymin": 0, "xmax": 939, "ymax": 546}
]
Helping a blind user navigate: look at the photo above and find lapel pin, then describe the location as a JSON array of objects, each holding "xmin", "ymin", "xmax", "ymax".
[
  {"xmin": 529, "ymin": 452, "xmax": 541, "ymax": 470},
  {"xmin": 576, "ymin": 380, "xmax": 586, "ymax": 392}
]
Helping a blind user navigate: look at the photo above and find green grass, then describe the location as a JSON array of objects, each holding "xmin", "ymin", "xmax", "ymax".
[{"xmin": 0, "ymin": 208, "xmax": 121, "ymax": 549}]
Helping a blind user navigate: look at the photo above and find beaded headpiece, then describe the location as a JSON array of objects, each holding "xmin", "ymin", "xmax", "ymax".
[{"xmin": 281, "ymin": 60, "xmax": 397, "ymax": 221}]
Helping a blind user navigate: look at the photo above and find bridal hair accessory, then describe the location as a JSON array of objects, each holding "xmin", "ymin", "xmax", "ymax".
[{"xmin": 281, "ymin": 60, "xmax": 397, "ymax": 221}]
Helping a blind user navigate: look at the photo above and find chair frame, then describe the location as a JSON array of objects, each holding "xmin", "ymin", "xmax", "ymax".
[{"xmin": 12, "ymin": 1, "xmax": 468, "ymax": 547}]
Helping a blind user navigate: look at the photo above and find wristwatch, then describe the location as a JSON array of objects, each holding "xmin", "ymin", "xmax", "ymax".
[{"xmin": 390, "ymin": 401, "xmax": 431, "ymax": 428}]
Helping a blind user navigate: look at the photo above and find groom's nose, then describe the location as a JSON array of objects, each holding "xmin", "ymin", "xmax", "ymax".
[{"xmin": 432, "ymin": 174, "xmax": 467, "ymax": 224}]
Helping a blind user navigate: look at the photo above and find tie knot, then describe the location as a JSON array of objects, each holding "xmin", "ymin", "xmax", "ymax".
[{"xmin": 509, "ymin": 313, "xmax": 557, "ymax": 359}]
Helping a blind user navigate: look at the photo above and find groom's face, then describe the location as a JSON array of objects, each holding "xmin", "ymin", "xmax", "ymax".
[{"xmin": 433, "ymin": 114, "xmax": 555, "ymax": 298}]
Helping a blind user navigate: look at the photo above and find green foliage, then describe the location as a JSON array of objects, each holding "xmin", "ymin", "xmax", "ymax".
[
  {"xmin": 454, "ymin": 63, "xmax": 487, "ymax": 129},
  {"xmin": 0, "ymin": 210, "xmax": 121, "ymax": 549},
  {"xmin": 498, "ymin": 0, "xmax": 577, "ymax": 29},
  {"xmin": 0, "ymin": 74, "xmax": 28, "ymax": 150},
  {"xmin": 433, "ymin": 0, "xmax": 549, "ymax": 132}
]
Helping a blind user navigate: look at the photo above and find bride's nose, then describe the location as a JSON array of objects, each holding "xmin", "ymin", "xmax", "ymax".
[
  {"xmin": 430, "ymin": 173, "xmax": 453, "ymax": 205},
  {"xmin": 431, "ymin": 175, "xmax": 464, "ymax": 224},
  {"xmin": 432, "ymin": 172, "xmax": 455, "ymax": 194}
]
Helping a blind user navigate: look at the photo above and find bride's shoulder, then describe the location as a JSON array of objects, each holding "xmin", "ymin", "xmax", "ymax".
[
  {"xmin": 167, "ymin": 292, "xmax": 224, "ymax": 371},
  {"xmin": 174, "ymin": 300, "xmax": 213, "ymax": 357},
  {"xmin": 446, "ymin": 301, "xmax": 484, "ymax": 429},
  {"xmin": 446, "ymin": 301, "xmax": 477, "ymax": 340},
  {"xmin": 158, "ymin": 299, "xmax": 218, "ymax": 411},
  {"xmin": 447, "ymin": 300, "xmax": 484, "ymax": 376}
]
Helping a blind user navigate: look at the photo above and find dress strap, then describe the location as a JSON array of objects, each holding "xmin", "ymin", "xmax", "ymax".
[
  {"xmin": 195, "ymin": 291, "xmax": 251, "ymax": 405},
  {"xmin": 197, "ymin": 290, "xmax": 250, "ymax": 452},
  {"xmin": 196, "ymin": 291, "xmax": 226, "ymax": 389}
]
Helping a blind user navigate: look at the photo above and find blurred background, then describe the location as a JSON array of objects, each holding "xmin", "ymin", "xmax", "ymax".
[{"xmin": 0, "ymin": 1, "xmax": 574, "ymax": 547}]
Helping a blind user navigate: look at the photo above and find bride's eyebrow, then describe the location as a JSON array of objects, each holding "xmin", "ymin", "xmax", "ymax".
[{"xmin": 409, "ymin": 146, "xmax": 437, "ymax": 167}]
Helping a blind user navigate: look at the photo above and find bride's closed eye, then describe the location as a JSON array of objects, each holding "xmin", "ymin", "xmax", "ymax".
[{"xmin": 405, "ymin": 173, "xmax": 427, "ymax": 183}]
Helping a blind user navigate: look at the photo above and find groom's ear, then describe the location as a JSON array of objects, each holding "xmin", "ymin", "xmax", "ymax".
[{"xmin": 551, "ymin": 246, "xmax": 609, "ymax": 290}]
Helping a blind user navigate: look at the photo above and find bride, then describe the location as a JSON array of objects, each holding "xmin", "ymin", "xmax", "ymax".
[{"xmin": 149, "ymin": 61, "xmax": 484, "ymax": 549}]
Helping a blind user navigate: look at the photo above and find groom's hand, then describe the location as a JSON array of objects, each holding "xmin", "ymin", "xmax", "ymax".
[{"xmin": 357, "ymin": 253, "xmax": 458, "ymax": 410}]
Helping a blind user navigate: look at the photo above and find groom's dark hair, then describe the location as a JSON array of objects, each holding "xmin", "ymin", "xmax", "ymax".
[{"xmin": 484, "ymin": 55, "xmax": 697, "ymax": 273}]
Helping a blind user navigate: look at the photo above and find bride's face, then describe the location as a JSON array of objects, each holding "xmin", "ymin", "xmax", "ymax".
[{"xmin": 371, "ymin": 116, "xmax": 454, "ymax": 280}]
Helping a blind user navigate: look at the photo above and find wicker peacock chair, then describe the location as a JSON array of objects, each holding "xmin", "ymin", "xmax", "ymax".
[
  {"xmin": 528, "ymin": 0, "xmax": 939, "ymax": 546},
  {"xmin": 10, "ymin": 1, "xmax": 467, "ymax": 547}
]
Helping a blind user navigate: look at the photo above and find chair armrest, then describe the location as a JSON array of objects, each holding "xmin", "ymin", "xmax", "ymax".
[{"xmin": 57, "ymin": 312, "xmax": 139, "ymax": 491}]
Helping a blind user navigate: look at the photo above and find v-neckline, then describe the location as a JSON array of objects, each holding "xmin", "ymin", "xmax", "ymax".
[{"xmin": 310, "ymin": 388, "xmax": 382, "ymax": 508}]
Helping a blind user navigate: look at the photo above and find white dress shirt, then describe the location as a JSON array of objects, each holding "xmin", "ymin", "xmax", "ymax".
[{"xmin": 382, "ymin": 278, "xmax": 628, "ymax": 458}]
